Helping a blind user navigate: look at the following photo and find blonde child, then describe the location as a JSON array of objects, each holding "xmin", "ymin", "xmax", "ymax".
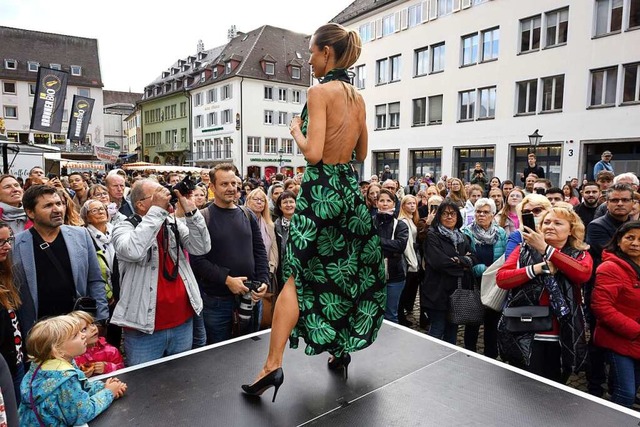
[
  {"xmin": 70, "ymin": 311, "xmax": 124, "ymax": 377},
  {"xmin": 18, "ymin": 315, "xmax": 127, "ymax": 426}
]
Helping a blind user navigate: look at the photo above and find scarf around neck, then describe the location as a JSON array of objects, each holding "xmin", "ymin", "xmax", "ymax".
[
  {"xmin": 0, "ymin": 202, "xmax": 28, "ymax": 234},
  {"xmin": 470, "ymin": 222, "xmax": 499, "ymax": 245},
  {"xmin": 437, "ymin": 224, "xmax": 465, "ymax": 247}
]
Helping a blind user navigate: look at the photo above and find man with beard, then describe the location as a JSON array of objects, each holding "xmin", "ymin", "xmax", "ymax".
[
  {"xmin": 12, "ymin": 185, "xmax": 108, "ymax": 336},
  {"xmin": 574, "ymin": 182, "xmax": 600, "ymax": 227}
]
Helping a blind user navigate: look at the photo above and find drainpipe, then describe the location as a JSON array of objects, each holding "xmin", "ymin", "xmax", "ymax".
[{"xmin": 240, "ymin": 77, "xmax": 244, "ymax": 176}]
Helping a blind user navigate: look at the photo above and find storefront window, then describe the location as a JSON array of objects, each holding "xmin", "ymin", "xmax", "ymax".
[
  {"xmin": 512, "ymin": 145, "xmax": 561, "ymax": 186},
  {"xmin": 411, "ymin": 149, "xmax": 442, "ymax": 179},
  {"xmin": 456, "ymin": 147, "xmax": 494, "ymax": 182}
]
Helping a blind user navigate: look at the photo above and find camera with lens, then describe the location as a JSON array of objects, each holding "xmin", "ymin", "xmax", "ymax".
[
  {"xmin": 165, "ymin": 175, "xmax": 197, "ymax": 206},
  {"xmin": 236, "ymin": 280, "xmax": 263, "ymax": 323},
  {"xmin": 243, "ymin": 280, "xmax": 262, "ymax": 292}
]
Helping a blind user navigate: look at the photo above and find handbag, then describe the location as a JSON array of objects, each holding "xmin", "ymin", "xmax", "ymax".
[
  {"xmin": 502, "ymin": 306, "xmax": 553, "ymax": 333},
  {"xmin": 448, "ymin": 277, "xmax": 484, "ymax": 325},
  {"xmin": 480, "ymin": 254, "xmax": 508, "ymax": 311}
]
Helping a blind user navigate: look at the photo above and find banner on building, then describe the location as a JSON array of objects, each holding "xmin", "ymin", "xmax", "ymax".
[
  {"xmin": 94, "ymin": 146, "xmax": 118, "ymax": 163},
  {"xmin": 30, "ymin": 67, "xmax": 69, "ymax": 133},
  {"xmin": 67, "ymin": 95, "xmax": 95, "ymax": 142},
  {"xmin": 0, "ymin": 117, "xmax": 7, "ymax": 141}
]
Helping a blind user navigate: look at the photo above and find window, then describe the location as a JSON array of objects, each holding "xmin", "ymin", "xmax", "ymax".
[
  {"xmin": 78, "ymin": 88, "xmax": 90, "ymax": 97},
  {"xmin": 222, "ymin": 109, "xmax": 233, "ymax": 124},
  {"xmin": 194, "ymin": 115, "xmax": 203, "ymax": 128},
  {"xmin": 2, "ymin": 82, "xmax": 16, "ymax": 94},
  {"xmin": 3, "ymin": 106, "xmax": 17, "ymax": 118},
  {"xmin": 165, "ymin": 130, "xmax": 172, "ymax": 144},
  {"xmin": 278, "ymin": 112, "xmax": 288, "ymax": 125},
  {"xmin": 630, "ymin": 0, "xmax": 640, "ymax": 28},
  {"xmin": 248, "ymin": 137, "xmax": 261, "ymax": 154},
  {"xmin": 29, "ymin": 83, "xmax": 36, "ymax": 96},
  {"xmin": 225, "ymin": 62, "xmax": 232, "ymax": 74},
  {"xmin": 181, "ymin": 128, "xmax": 187, "ymax": 142},
  {"xmin": 4, "ymin": 59, "xmax": 16, "ymax": 70},
  {"xmin": 408, "ymin": 3, "xmax": 423, "ymax": 27},
  {"xmin": 207, "ymin": 88, "xmax": 217, "ymax": 103},
  {"xmin": 428, "ymin": 95, "xmax": 443, "ymax": 124},
  {"xmin": 623, "ymin": 62, "xmax": 640, "ymax": 103},
  {"xmin": 545, "ymin": 8, "xmax": 569, "ymax": 47},
  {"xmin": 461, "ymin": 33, "xmax": 479, "ymax": 66},
  {"xmin": 207, "ymin": 112, "xmax": 217, "ymax": 126},
  {"xmin": 355, "ymin": 65, "xmax": 366, "ymax": 89},
  {"xmin": 595, "ymin": 0, "xmax": 623, "ymax": 36},
  {"xmin": 291, "ymin": 67, "xmax": 301, "ymax": 79},
  {"xmin": 382, "ymin": 14, "xmax": 396, "ymax": 36},
  {"xmin": 264, "ymin": 110, "xmax": 274, "ymax": 124},
  {"xmin": 180, "ymin": 102, "xmax": 186, "ymax": 117},
  {"xmin": 520, "ymin": 15, "xmax": 542, "ymax": 52},
  {"xmin": 70, "ymin": 65, "xmax": 82, "ymax": 76},
  {"xmin": 478, "ymin": 86, "xmax": 496, "ymax": 119},
  {"xmin": 590, "ymin": 67, "xmax": 618, "ymax": 106},
  {"xmin": 359, "ymin": 22, "xmax": 374, "ymax": 43},
  {"xmin": 264, "ymin": 86, "xmax": 273, "ymax": 100},
  {"xmin": 481, "ymin": 27, "xmax": 499, "ymax": 61},
  {"xmin": 541, "ymin": 75, "xmax": 564, "ymax": 111},
  {"xmin": 49, "ymin": 63, "xmax": 61, "ymax": 70},
  {"xmin": 413, "ymin": 98, "xmax": 426, "ymax": 126},
  {"xmin": 375, "ymin": 104, "xmax": 387, "ymax": 129},
  {"xmin": 415, "ymin": 47, "xmax": 428, "ymax": 77},
  {"xmin": 195, "ymin": 93, "xmax": 203, "ymax": 107},
  {"xmin": 222, "ymin": 84, "xmax": 232, "ymax": 100},
  {"xmin": 376, "ymin": 58, "xmax": 389, "ymax": 84},
  {"xmin": 439, "ymin": 0, "xmax": 454, "ymax": 16},
  {"xmin": 278, "ymin": 88, "xmax": 287, "ymax": 102},
  {"xmin": 516, "ymin": 79, "xmax": 538, "ymax": 114},
  {"xmin": 27, "ymin": 61, "xmax": 39, "ymax": 72},
  {"xmin": 214, "ymin": 139, "xmax": 222, "ymax": 159},
  {"xmin": 265, "ymin": 62, "xmax": 275, "ymax": 75},
  {"xmin": 390, "ymin": 55, "xmax": 401, "ymax": 82},
  {"xmin": 265, "ymin": 138, "xmax": 277, "ymax": 154},
  {"xmin": 292, "ymin": 90, "xmax": 301, "ymax": 103},
  {"xmin": 223, "ymin": 137, "xmax": 232, "ymax": 158},
  {"xmin": 431, "ymin": 43, "xmax": 445, "ymax": 73},
  {"xmin": 388, "ymin": 102, "xmax": 400, "ymax": 128},
  {"xmin": 282, "ymin": 138, "xmax": 293, "ymax": 154},
  {"xmin": 459, "ymin": 90, "xmax": 476, "ymax": 121}
]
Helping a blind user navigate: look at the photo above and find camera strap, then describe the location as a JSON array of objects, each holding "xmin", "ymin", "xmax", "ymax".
[{"xmin": 161, "ymin": 220, "xmax": 182, "ymax": 281}]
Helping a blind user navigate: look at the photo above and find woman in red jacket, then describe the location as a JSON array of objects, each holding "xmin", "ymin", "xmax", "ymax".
[
  {"xmin": 496, "ymin": 205, "xmax": 592, "ymax": 383},
  {"xmin": 592, "ymin": 220, "xmax": 640, "ymax": 408}
]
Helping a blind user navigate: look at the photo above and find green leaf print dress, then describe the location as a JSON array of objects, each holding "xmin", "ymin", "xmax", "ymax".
[{"xmin": 284, "ymin": 69, "xmax": 386, "ymax": 358}]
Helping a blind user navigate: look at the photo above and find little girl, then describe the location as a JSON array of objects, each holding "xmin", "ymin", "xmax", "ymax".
[
  {"xmin": 70, "ymin": 311, "xmax": 124, "ymax": 377},
  {"xmin": 19, "ymin": 315, "xmax": 127, "ymax": 426}
]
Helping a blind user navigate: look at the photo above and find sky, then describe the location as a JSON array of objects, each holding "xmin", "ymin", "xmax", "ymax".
[{"xmin": 0, "ymin": 0, "xmax": 355, "ymax": 93}]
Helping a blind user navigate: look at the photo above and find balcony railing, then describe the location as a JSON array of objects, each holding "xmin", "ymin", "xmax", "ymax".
[{"xmin": 155, "ymin": 141, "xmax": 190, "ymax": 154}]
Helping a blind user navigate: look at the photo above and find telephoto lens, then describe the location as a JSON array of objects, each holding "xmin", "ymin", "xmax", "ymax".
[{"xmin": 237, "ymin": 294, "xmax": 254, "ymax": 321}]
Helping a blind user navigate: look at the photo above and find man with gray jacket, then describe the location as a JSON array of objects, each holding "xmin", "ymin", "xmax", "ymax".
[{"xmin": 112, "ymin": 179, "xmax": 211, "ymax": 366}]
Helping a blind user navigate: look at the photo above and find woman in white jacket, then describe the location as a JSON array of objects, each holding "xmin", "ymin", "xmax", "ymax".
[{"xmin": 397, "ymin": 195, "xmax": 420, "ymax": 326}]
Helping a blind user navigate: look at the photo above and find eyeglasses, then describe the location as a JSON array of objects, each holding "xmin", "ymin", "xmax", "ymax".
[
  {"xmin": 522, "ymin": 207, "xmax": 545, "ymax": 215},
  {"xmin": 0, "ymin": 236, "xmax": 14, "ymax": 247},
  {"xmin": 475, "ymin": 210, "xmax": 493, "ymax": 216},
  {"xmin": 441, "ymin": 211, "xmax": 457, "ymax": 218},
  {"xmin": 88, "ymin": 207, "xmax": 106, "ymax": 214},
  {"xmin": 138, "ymin": 195, "xmax": 153, "ymax": 203},
  {"xmin": 250, "ymin": 197, "xmax": 265, "ymax": 203},
  {"xmin": 93, "ymin": 192, "xmax": 108, "ymax": 197},
  {"xmin": 608, "ymin": 198, "xmax": 632, "ymax": 204}
]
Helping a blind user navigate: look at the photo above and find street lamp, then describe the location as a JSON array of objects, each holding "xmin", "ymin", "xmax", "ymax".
[
  {"xmin": 277, "ymin": 148, "xmax": 284, "ymax": 172},
  {"xmin": 528, "ymin": 129, "xmax": 543, "ymax": 153}
]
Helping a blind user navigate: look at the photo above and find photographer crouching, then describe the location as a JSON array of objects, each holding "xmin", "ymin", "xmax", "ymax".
[{"xmin": 111, "ymin": 178, "xmax": 212, "ymax": 366}]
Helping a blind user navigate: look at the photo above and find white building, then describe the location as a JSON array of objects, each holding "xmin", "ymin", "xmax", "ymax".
[
  {"xmin": 189, "ymin": 25, "xmax": 310, "ymax": 180},
  {"xmin": 332, "ymin": 0, "xmax": 640, "ymax": 186}
]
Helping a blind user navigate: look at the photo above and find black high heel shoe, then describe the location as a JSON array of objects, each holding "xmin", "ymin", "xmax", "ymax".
[
  {"xmin": 241, "ymin": 368, "xmax": 284, "ymax": 402},
  {"xmin": 327, "ymin": 354, "xmax": 351, "ymax": 379}
]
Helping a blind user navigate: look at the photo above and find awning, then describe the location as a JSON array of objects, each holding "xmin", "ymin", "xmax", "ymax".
[{"xmin": 60, "ymin": 159, "xmax": 105, "ymax": 171}]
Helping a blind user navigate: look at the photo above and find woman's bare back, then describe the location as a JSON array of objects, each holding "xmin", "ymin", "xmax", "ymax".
[{"xmin": 316, "ymin": 81, "xmax": 366, "ymax": 165}]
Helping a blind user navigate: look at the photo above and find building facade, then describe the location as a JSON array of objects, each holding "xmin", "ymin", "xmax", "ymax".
[
  {"xmin": 332, "ymin": 0, "xmax": 640, "ymax": 185},
  {"xmin": 103, "ymin": 90, "xmax": 142, "ymax": 159},
  {"xmin": 0, "ymin": 26, "xmax": 105, "ymax": 160}
]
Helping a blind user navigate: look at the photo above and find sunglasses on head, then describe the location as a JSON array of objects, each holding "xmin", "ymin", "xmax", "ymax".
[{"xmin": 522, "ymin": 207, "xmax": 545, "ymax": 215}]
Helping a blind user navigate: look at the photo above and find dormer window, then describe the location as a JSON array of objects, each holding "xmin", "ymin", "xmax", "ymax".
[
  {"xmin": 4, "ymin": 59, "xmax": 16, "ymax": 70},
  {"xmin": 49, "ymin": 63, "xmax": 61, "ymax": 70},
  {"xmin": 213, "ymin": 69, "xmax": 218, "ymax": 78},
  {"xmin": 70, "ymin": 65, "xmax": 82, "ymax": 76},
  {"xmin": 28, "ymin": 61, "xmax": 39, "ymax": 72},
  {"xmin": 200, "ymin": 71, "xmax": 206, "ymax": 82},
  {"xmin": 265, "ymin": 62, "xmax": 275, "ymax": 75},
  {"xmin": 162, "ymin": 71, "xmax": 170, "ymax": 78},
  {"xmin": 291, "ymin": 67, "xmax": 301, "ymax": 79},
  {"xmin": 225, "ymin": 62, "xmax": 232, "ymax": 75},
  {"xmin": 198, "ymin": 52, "xmax": 206, "ymax": 60},
  {"xmin": 181, "ymin": 64, "xmax": 190, "ymax": 72}
]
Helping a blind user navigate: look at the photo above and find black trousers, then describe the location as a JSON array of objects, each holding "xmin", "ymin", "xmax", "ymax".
[
  {"xmin": 463, "ymin": 308, "xmax": 501, "ymax": 359},
  {"xmin": 399, "ymin": 271, "xmax": 420, "ymax": 314},
  {"xmin": 513, "ymin": 340, "xmax": 569, "ymax": 384}
]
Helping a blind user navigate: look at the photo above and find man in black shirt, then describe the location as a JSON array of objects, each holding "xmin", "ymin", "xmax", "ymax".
[
  {"xmin": 520, "ymin": 153, "xmax": 545, "ymax": 184},
  {"xmin": 574, "ymin": 182, "xmax": 600, "ymax": 228},
  {"xmin": 190, "ymin": 164, "xmax": 268, "ymax": 344},
  {"xmin": 12, "ymin": 185, "xmax": 108, "ymax": 336}
]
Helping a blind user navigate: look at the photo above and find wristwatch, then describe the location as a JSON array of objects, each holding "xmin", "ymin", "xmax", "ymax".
[{"xmin": 184, "ymin": 208, "xmax": 198, "ymax": 217}]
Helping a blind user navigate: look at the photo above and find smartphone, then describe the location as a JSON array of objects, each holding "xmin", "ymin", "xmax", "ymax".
[
  {"xmin": 47, "ymin": 173, "xmax": 57, "ymax": 179},
  {"xmin": 430, "ymin": 204, "xmax": 439, "ymax": 214},
  {"xmin": 522, "ymin": 212, "xmax": 536, "ymax": 232}
]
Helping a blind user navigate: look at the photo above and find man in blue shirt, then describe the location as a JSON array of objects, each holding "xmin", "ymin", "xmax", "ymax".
[{"xmin": 593, "ymin": 150, "xmax": 614, "ymax": 179}]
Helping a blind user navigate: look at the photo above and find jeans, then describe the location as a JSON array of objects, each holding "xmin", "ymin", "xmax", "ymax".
[
  {"xmin": 608, "ymin": 351, "xmax": 640, "ymax": 408},
  {"xmin": 192, "ymin": 314, "xmax": 207, "ymax": 348},
  {"xmin": 201, "ymin": 293, "xmax": 235, "ymax": 344},
  {"xmin": 426, "ymin": 308, "xmax": 458, "ymax": 345},
  {"xmin": 123, "ymin": 318, "xmax": 193, "ymax": 366},
  {"xmin": 385, "ymin": 280, "xmax": 405, "ymax": 323}
]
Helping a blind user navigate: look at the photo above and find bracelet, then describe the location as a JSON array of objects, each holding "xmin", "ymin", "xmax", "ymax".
[{"xmin": 184, "ymin": 209, "xmax": 198, "ymax": 217}]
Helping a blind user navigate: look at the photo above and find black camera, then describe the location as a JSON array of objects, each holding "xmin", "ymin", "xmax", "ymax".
[
  {"xmin": 243, "ymin": 280, "xmax": 262, "ymax": 292},
  {"xmin": 166, "ymin": 175, "xmax": 197, "ymax": 205}
]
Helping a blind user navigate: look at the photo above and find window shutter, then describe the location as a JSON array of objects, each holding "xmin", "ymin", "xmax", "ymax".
[
  {"xmin": 401, "ymin": 8, "xmax": 408, "ymax": 30},
  {"xmin": 462, "ymin": 0, "xmax": 472, "ymax": 9},
  {"xmin": 429, "ymin": 0, "xmax": 438, "ymax": 20},
  {"xmin": 453, "ymin": 0, "xmax": 461, "ymax": 12},
  {"xmin": 375, "ymin": 19, "xmax": 383, "ymax": 38},
  {"xmin": 421, "ymin": 1, "xmax": 430, "ymax": 23},
  {"xmin": 229, "ymin": 85, "xmax": 233, "ymax": 98},
  {"xmin": 395, "ymin": 11, "xmax": 402, "ymax": 32}
]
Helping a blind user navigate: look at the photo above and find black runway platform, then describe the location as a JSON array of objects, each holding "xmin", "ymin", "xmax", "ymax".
[{"xmin": 90, "ymin": 322, "xmax": 639, "ymax": 426}]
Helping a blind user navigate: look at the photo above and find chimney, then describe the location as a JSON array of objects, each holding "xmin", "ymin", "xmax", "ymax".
[
  {"xmin": 227, "ymin": 25, "xmax": 237, "ymax": 41},
  {"xmin": 197, "ymin": 39, "xmax": 204, "ymax": 53}
]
